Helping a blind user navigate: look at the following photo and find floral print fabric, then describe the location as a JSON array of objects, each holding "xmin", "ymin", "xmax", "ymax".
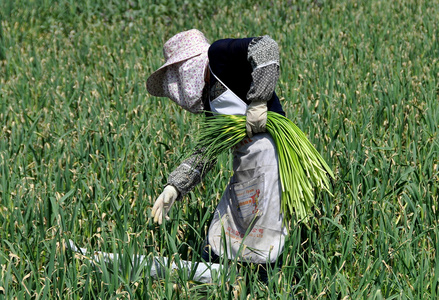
[
  {"xmin": 146, "ymin": 29, "xmax": 210, "ymax": 113},
  {"xmin": 161, "ymin": 53, "xmax": 208, "ymax": 113}
]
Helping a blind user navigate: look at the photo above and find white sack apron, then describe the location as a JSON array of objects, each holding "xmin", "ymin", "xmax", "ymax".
[{"xmin": 208, "ymin": 67, "xmax": 287, "ymax": 264}]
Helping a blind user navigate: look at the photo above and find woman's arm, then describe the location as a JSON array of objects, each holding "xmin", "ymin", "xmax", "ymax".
[
  {"xmin": 245, "ymin": 36, "xmax": 280, "ymax": 136},
  {"xmin": 246, "ymin": 36, "xmax": 280, "ymax": 103},
  {"xmin": 166, "ymin": 148, "xmax": 216, "ymax": 201}
]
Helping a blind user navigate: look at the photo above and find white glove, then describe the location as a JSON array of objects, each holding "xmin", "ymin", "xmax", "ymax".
[
  {"xmin": 151, "ymin": 185, "xmax": 179, "ymax": 225},
  {"xmin": 246, "ymin": 101, "xmax": 267, "ymax": 138}
]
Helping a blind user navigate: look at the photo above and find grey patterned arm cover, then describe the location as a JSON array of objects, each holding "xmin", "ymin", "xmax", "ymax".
[
  {"xmin": 246, "ymin": 36, "xmax": 280, "ymax": 102},
  {"xmin": 167, "ymin": 148, "xmax": 216, "ymax": 201}
]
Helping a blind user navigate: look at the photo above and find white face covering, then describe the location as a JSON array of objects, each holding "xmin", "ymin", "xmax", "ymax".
[{"xmin": 162, "ymin": 53, "xmax": 208, "ymax": 113}]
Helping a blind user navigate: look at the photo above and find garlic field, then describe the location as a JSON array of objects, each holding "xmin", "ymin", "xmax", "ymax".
[{"xmin": 0, "ymin": 0, "xmax": 438, "ymax": 298}]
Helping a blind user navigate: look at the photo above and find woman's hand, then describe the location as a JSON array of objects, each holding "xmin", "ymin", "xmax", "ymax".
[
  {"xmin": 151, "ymin": 185, "xmax": 179, "ymax": 225},
  {"xmin": 246, "ymin": 100, "xmax": 267, "ymax": 137}
]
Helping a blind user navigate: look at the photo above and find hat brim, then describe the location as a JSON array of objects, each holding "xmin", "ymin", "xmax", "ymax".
[{"xmin": 146, "ymin": 67, "xmax": 168, "ymax": 97}]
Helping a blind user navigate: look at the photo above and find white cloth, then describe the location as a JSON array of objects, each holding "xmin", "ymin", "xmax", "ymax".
[
  {"xmin": 67, "ymin": 240, "xmax": 223, "ymax": 283},
  {"xmin": 209, "ymin": 66, "xmax": 248, "ymax": 115},
  {"xmin": 208, "ymin": 134, "xmax": 287, "ymax": 264}
]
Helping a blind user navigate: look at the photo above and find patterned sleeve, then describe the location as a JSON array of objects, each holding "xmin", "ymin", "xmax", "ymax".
[
  {"xmin": 167, "ymin": 148, "xmax": 216, "ymax": 200},
  {"xmin": 246, "ymin": 36, "xmax": 280, "ymax": 103}
]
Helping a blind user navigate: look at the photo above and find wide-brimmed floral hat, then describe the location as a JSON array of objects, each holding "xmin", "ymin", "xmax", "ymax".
[{"xmin": 146, "ymin": 29, "xmax": 210, "ymax": 113}]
